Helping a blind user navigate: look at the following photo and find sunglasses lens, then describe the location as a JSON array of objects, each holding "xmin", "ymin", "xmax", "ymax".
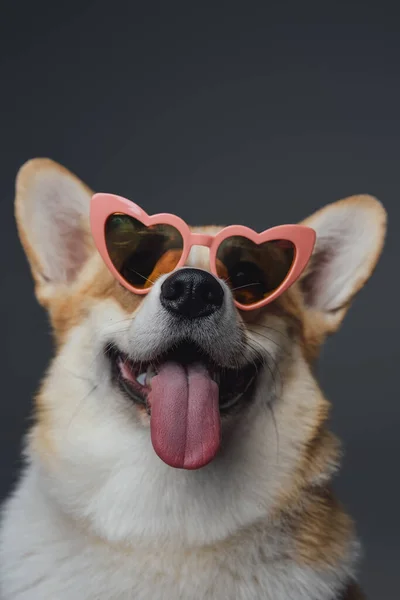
[
  {"xmin": 105, "ymin": 214, "xmax": 184, "ymax": 289},
  {"xmin": 216, "ymin": 236, "xmax": 295, "ymax": 306}
]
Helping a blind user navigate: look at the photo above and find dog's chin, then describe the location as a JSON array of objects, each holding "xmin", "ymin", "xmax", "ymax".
[{"xmin": 106, "ymin": 340, "xmax": 261, "ymax": 416}]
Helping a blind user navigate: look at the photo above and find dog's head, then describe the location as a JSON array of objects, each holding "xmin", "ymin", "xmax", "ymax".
[{"xmin": 15, "ymin": 159, "xmax": 386, "ymax": 547}]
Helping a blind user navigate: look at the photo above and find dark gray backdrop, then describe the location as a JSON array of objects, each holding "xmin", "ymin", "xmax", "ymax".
[{"xmin": 0, "ymin": 3, "xmax": 398, "ymax": 598}]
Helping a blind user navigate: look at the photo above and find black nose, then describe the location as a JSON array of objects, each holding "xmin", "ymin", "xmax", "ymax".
[{"xmin": 160, "ymin": 268, "xmax": 224, "ymax": 319}]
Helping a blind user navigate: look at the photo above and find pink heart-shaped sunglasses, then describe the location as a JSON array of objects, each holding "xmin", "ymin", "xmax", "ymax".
[{"xmin": 90, "ymin": 193, "xmax": 316, "ymax": 311}]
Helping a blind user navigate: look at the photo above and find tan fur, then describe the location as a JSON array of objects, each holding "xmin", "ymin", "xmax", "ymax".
[
  {"xmin": 294, "ymin": 486, "xmax": 355, "ymax": 567},
  {"xmin": 48, "ymin": 258, "xmax": 142, "ymax": 347},
  {"xmin": 341, "ymin": 582, "xmax": 365, "ymax": 599}
]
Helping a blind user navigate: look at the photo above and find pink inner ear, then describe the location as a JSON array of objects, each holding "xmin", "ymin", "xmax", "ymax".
[
  {"xmin": 299, "ymin": 247, "xmax": 332, "ymax": 308},
  {"xmin": 50, "ymin": 214, "xmax": 89, "ymax": 283}
]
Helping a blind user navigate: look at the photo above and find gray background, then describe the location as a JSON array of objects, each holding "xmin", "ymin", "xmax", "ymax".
[{"xmin": 0, "ymin": 3, "xmax": 398, "ymax": 597}]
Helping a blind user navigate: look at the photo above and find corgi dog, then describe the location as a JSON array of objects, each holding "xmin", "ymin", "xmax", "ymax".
[{"xmin": 0, "ymin": 158, "xmax": 386, "ymax": 600}]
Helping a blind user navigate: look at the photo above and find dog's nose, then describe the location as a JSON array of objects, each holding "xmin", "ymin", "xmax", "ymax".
[{"xmin": 160, "ymin": 268, "xmax": 224, "ymax": 319}]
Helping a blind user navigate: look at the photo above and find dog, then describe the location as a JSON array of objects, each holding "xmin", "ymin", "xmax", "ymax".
[{"xmin": 0, "ymin": 158, "xmax": 386, "ymax": 599}]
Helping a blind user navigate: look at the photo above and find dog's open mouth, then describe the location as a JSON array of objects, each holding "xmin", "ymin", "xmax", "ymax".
[{"xmin": 106, "ymin": 341, "xmax": 260, "ymax": 470}]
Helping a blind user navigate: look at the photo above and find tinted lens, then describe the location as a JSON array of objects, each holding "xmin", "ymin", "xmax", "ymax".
[
  {"xmin": 105, "ymin": 214, "xmax": 184, "ymax": 289},
  {"xmin": 216, "ymin": 236, "xmax": 295, "ymax": 306}
]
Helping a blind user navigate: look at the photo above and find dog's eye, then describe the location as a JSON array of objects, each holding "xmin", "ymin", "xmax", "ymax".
[
  {"xmin": 230, "ymin": 261, "xmax": 264, "ymax": 287},
  {"xmin": 216, "ymin": 237, "xmax": 295, "ymax": 305},
  {"xmin": 228, "ymin": 261, "xmax": 268, "ymax": 303}
]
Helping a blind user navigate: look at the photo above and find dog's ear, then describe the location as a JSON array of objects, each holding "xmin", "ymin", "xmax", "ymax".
[
  {"xmin": 299, "ymin": 195, "xmax": 387, "ymax": 334},
  {"xmin": 15, "ymin": 158, "xmax": 94, "ymax": 306}
]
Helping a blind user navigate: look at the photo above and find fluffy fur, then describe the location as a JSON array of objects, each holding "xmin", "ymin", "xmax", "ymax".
[{"xmin": 0, "ymin": 159, "xmax": 386, "ymax": 599}]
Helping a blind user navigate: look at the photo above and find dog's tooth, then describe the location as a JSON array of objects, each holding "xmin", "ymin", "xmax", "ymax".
[
  {"xmin": 136, "ymin": 372, "xmax": 147, "ymax": 386},
  {"xmin": 145, "ymin": 374, "xmax": 154, "ymax": 388},
  {"xmin": 145, "ymin": 366, "xmax": 156, "ymax": 387}
]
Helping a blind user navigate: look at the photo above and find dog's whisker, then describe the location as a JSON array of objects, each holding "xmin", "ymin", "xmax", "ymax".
[
  {"xmin": 65, "ymin": 381, "xmax": 102, "ymax": 440},
  {"xmin": 59, "ymin": 366, "xmax": 96, "ymax": 384},
  {"xmin": 244, "ymin": 338, "xmax": 283, "ymax": 399},
  {"xmin": 230, "ymin": 282, "xmax": 263, "ymax": 292},
  {"xmin": 251, "ymin": 324, "xmax": 292, "ymax": 341},
  {"xmin": 247, "ymin": 328, "xmax": 290, "ymax": 355},
  {"xmin": 126, "ymin": 268, "xmax": 155, "ymax": 286},
  {"xmin": 267, "ymin": 401, "xmax": 280, "ymax": 466}
]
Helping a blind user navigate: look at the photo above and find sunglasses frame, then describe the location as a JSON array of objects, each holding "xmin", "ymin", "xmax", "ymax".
[{"xmin": 90, "ymin": 193, "xmax": 316, "ymax": 312}]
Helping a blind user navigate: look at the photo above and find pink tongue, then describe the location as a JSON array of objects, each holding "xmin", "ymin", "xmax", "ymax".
[{"xmin": 148, "ymin": 362, "xmax": 221, "ymax": 470}]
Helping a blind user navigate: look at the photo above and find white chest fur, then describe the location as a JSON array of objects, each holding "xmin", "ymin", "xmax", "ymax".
[{"xmin": 0, "ymin": 465, "xmax": 355, "ymax": 600}]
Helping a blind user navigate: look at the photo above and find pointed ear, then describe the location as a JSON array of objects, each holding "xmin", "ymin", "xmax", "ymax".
[
  {"xmin": 299, "ymin": 195, "xmax": 387, "ymax": 333},
  {"xmin": 15, "ymin": 158, "xmax": 94, "ymax": 306}
]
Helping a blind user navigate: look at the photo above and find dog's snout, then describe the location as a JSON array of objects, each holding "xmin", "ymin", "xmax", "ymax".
[{"xmin": 160, "ymin": 268, "xmax": 224, "ymax": 319}]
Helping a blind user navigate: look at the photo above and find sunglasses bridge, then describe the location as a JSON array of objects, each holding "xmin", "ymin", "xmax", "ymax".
[{"xmin": 186, "ymin": 233, "xmax": 215, "ymax": 248}]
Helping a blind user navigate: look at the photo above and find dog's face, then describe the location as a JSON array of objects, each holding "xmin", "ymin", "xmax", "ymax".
[{"xmin": 15, "ymin": 159, "xmax": 386, "ymax": 548}]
